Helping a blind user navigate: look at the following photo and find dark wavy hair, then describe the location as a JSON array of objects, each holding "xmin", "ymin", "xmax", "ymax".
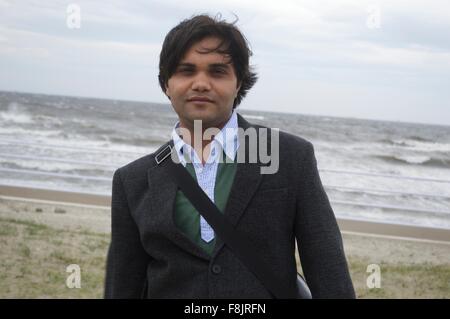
[{"xmin": 158, "ymin": 14, "xmax": 258, "ymax": 109}]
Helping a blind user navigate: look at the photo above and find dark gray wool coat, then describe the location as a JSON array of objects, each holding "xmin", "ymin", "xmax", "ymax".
[{"xmin": 104, "ymin": 113, "xmax": 355, "ymax": 299}]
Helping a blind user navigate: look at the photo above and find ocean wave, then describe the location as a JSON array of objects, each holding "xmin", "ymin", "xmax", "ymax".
[
  {"xmin": 0, "ymin": 159, "xmax": 96, "ymax": 171},
  {"xmin": 0, "ymin": 102, "xmax": 34, "ymax": 124},
  {"xmin": 406, "ymin": 135, "xmax": 434, "ymax": 143},
  {"xmin": 379, "ymin": 138, "xmax": 450, "ymax": 153},
  {"xmin": 70, "ymin": 117, "xmax": 100, "ymax": 129},
  {"xmin": 375, "ymin": 154, "xmax": 450, "ymax": 168},
  {"xmin": 240, "ymin": 114, "xmax": 265, "ymax": 121},
  {"xmin": 110, "ymin": 135, "xmax": 166, "ymax": 147},
  {"xmin": 34, "ymin": 114, "xmax": 63, "ymax": 126},
  {"xmin": 0, "ymin": 126, "xmax": 62, "ymax": 137},
  {"xmin": 0, "ymin": 132, "xmax": 152, "ymax": 156}
]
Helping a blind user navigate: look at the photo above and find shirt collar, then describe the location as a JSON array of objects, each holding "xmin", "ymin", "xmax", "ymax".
[{"xmin": 171, "ymin": 110, "xmax": 239, "ymax": 166}]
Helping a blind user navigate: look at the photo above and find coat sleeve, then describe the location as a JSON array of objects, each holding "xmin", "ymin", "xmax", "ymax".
[
  {"xmin": 294, "ymin": 141, "xmax": 356, "ymax": 299},
  {"xmin": 104, "ymin": 169, "xmax": 150, "ymax": 298}
]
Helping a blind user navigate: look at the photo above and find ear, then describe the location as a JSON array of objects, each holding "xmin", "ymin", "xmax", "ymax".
[{"xmin": 165, "ymin": 84, "xmax": 171, "ymax": 98}]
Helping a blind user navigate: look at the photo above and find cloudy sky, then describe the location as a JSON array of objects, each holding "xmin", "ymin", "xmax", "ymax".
[{"xmin": 1, "ymin": 0, "xmax": 449, "ymax": 125}]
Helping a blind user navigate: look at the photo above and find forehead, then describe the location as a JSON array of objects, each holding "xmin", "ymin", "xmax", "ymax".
[{"xmin": 179, "ymin": 36, "xmax": 232, "ymax": 65}]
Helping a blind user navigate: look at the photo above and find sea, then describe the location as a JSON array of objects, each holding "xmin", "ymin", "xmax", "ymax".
[{"xmin": 1, "ymin": 90, "xmax": 449, "ymax": 229}]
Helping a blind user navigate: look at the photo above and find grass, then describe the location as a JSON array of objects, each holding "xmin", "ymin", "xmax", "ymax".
[
  {"xmin": 348, "ymin": 257, "xmax": 450, "ymax": 298},
  {"xmin": 0, "ymin": 217, "xmax": 449, "ymax": 298},
  {"xmin": 0, "ymin": 217, "xmax": 109, "ymax": 298}
]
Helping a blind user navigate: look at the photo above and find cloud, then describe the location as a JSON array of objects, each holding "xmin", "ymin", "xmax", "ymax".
[
  {"xmin": 0, "ymin": 0, "xmax": 449, "ymax": 125},
  {"xmin": 0, "ymin": 26, "xmax": 161, "ymax": 62}
]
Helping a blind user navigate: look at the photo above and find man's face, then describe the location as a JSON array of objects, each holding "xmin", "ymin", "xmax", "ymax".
[{"xmin": 165, "ymin": 36, "xmax": 241, "ymax": 131}]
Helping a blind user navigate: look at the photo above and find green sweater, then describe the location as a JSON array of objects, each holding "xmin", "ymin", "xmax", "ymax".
[{"xmin": 173, "ymin": 154, "xmax": 237, "ymax": 256}]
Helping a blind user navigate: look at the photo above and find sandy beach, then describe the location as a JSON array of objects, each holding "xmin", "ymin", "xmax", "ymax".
[{"xmin": 1, "ymin": 194, "xmax": 449, "ymax": 298}]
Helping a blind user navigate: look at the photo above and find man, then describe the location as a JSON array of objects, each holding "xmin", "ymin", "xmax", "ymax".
[{"xmin": 104, "ymin": 14, "xmax": 355, "ymax": 299}]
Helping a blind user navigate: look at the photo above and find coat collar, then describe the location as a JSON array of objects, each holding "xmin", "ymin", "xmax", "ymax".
[
  {"xmin": 171, "ymin": 109, "xmax": 240, "ymax": 166},
  {"xmin": 147, "ymin": 113, "xmax": 264, "ymax": 260}
]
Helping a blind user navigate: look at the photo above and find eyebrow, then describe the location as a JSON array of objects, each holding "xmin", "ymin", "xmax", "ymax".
[{"xmin": 177, "ymin": 62, "xmax": 231, "ymax": 69}]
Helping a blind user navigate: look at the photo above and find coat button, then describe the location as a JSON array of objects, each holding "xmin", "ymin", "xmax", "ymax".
[{"xmin": 212, "ymin": 264, "xmax": 222, "ymax": 274}]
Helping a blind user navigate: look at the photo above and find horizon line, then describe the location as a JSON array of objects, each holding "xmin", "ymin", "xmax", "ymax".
[{"xmin": 1, "ymin": 88, "xmax": 449, "ymax": 128}]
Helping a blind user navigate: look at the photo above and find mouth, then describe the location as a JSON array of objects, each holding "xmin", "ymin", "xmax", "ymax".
[{"xmin": 187, "ymin": 96, "xmax": 213, "ymax": 103}]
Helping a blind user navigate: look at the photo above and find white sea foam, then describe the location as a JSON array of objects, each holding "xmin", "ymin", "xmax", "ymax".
[
  {"xmin": 241, "ymin": 114, "xmax": 265, "ymax": 120},
  {"xmin": 0, "ymin": 103, "xmax": 34, "ymax": 124},
  {"xmin": 392, "ymin": 139, "xmax": 450, "ymax": 153},
  {"xmin": 393, "ymin": 155, "xmax": 431, "ymax": 165}
]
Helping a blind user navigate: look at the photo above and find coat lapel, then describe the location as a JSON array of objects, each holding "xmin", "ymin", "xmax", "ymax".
[
  {"xmin": 212, "ymin": 114, "xmax": 264, "ymax": 256},
  {"xmin": 146, "ymin": 146, "xmax": 211, "ymax": 261}
]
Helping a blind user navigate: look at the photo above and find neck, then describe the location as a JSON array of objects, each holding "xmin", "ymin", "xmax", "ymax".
[{"xmin": 178, "ymin": 113, "xmax": 232, "ymax": 165}]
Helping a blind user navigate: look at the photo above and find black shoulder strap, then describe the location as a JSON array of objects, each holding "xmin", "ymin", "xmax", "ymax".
[{"xmin": 157, "ymin": 143, "xmax": 296, "ymax": 299}]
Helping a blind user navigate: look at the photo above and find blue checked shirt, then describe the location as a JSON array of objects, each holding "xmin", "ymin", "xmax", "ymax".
[{"xmin": 171, "ymin": 110, "xmax": 239, "ymax": 242}]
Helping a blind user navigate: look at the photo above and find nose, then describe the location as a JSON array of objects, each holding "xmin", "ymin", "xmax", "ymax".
[{"xmin": 191, "ymin": 72, "xmax": 211, "ymax": 92}]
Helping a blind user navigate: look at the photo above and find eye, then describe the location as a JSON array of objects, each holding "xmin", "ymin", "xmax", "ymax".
[
  {"xmin": 212, "ymin": 68, "xmax": 227, "ymax": 75},
  {"xmin": 177, "ymin": 68, "xmax": 194, "ymax": 74}
]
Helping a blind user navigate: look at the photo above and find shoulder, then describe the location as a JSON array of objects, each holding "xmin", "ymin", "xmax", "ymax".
[
  {"xmin": 247, "ymin": 120, "xmax": 314, "ymax": 158},
  {"xmin": 279, "ymin": 130, "xmax": 313, "ymax": 151},
  {"xmin": 273, "ymin": 129, "xmax": 316, "ymax": 171},
  {"xmin": 114, "ymin": 141, "xmax": 170, "ymax": 182}
]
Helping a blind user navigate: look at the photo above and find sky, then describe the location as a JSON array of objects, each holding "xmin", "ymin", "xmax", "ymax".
[{"xmin": 0, "ymin": 0, "xmax": 449, "ymax": 126}]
